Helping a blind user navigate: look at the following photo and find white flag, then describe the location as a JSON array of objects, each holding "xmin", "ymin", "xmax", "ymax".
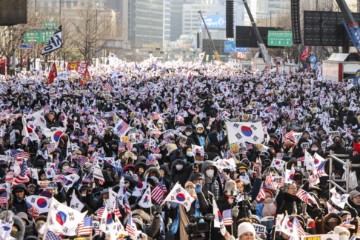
[
  {"xmin": 138, "ymin": 186, "xmax": 152, "ymax": 208},
  {"xmin": 304, "ymin": 150, "xmax": 314, "ymax": 171},
  {"xmin": 43, "ymin": 127, "xmax": 66, "ymax": 148},
  {"xmin": 106, "ymin": 188, "xmax": 118, "ymax": 209},
  {"xmin": 47, "ymin": 197, "xmax": 87, "ymax": 236},
  {"xmin": 212, "ymin": 198, "xmax": 226, "ymax": 236},
  {"xmin": 25, "ymin": 195, "xmax": 50, "ymax": 214},
  {"xmin": 70, "ymin": 191, "xmax": 84, "ymax": 212},
  {"xmin": 163, "ymin": 183, "xmax": 195, "ymax": 211},
  {"xmin": 63, "ymin": 174, "xmax": 80, "ymax": 191},
  {"xmin": 225, "ymin": 121, "xmax": 264, "ymax": 144},
  {"xmin": 41, "ymin": 26, "xmax": 62, "ymax": 55}
]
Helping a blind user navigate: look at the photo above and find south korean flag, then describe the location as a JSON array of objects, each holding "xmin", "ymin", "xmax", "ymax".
[{"xmin": 41, "ymin": 26, "xmax": 62, "ymax": 55}]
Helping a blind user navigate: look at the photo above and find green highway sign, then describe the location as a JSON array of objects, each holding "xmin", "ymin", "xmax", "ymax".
[
  {"xmin": 268, "ymin": 31, "xmax": 293, "ymax": 47},
  {"xmin": 24, "ymin": 30, "xmax": 55, "ymax": 43},
  {"xmin": 44, "ymin": 22, "xmax": 58, "ymax": 29}
]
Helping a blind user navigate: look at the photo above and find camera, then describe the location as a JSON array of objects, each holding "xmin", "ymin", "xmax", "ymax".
[{"xmin": 186, "ymin": 214, "xmax": 214, "ymax": 240}]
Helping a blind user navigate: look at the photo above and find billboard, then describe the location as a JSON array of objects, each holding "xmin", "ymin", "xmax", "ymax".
[
  {"xmin": 304, "ymin": 11, "xmax": 360, "ymax": 46},
  {"xmin": 235, "ymin": 26, "xmax": 282, "ymax": 48},
  {"xmin": 0, "ymin": 0, "xmax": 28, "ymax": 25},
  {"xmin": 201, "ymin": 15, "xmax": 226, "ymax": 29}
]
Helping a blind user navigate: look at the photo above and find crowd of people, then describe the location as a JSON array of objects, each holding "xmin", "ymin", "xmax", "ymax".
[{"xmin": 0, "ymin": 60, "xmax": 359, "ymax": 240}]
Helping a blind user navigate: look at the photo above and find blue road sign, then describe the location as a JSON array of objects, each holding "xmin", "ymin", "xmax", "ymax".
[
  {"xmin": 19, "ymin": 43, "xmax": 34, "ymax": 49},
  {"xmin": 309, "ymin": 55, "xmax": 317, "ymax": 63},
  {"xmin": 224, "ymin": 41, "xmax": 248, "ymax": 53}
]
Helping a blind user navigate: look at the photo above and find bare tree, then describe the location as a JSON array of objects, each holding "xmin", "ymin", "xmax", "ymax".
[{"xmin": 70, "ymin": 3, "xmax": 110, "ymax": 63}]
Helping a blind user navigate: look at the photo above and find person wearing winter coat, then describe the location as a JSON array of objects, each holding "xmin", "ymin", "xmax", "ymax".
[
  {"xmin": 170, "ymin": 158, "xmax": 193, "ymax": 187},
  {"xmin": 344, "ymin": 188, "xmax": 360, "ymax": 217},
  {"xmin": 11, "ymin": 184, "xmax": 31, "ymax": 219},
  {"xmin": 201, "ymin": 160, "xmax": 221, "ymax": 201},
  {"xmin": 0, "ymin": 210, "xmax": 25, "ymax": 240},
  {"xmin": 275, "ymin": 183, "xmax": 302, "ymax": 215}
]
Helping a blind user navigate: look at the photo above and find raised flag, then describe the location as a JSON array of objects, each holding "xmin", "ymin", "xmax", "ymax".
[
  {"xmin": 256, "ymin": 185, "xmax": 266, "ymax": 202},
  {"xmin": 163, "ymin": 183, "xmax": 195, "ymax": 211},
  {"xmin": 0, "ymin": 191, "xmax": 8, "ymax": 206},
  {"xmin": 45, "ymin": 230, "xmax": 62, "ymax": 240},
  {"xmin": 124, "ymin": 194, "xmax": 132, "ymax": 216},
  {"xmin": 12, "ymin": 160, "xmax": 29, "ymax": 186},
  {"xmin": 146, "ymin": 154, "xmax": 157, "ymax": 166},
  {"xmin": 70, "ymin": 190, "xmax": 84, "ymax": 212},
  {"xmin": 26, "ymin": 195, "xmax": 50, "ymax": 214},
  {"xmin": 293, "ymin": 216, "xmax": 305, "ymax": 236},
  {"xmin": 26, "ymin": 201, "xmax": 40, "ymax": 218},
  {"xmin": 47, "ymin": 197, "xmax": 87, "ymax": 236},
  {"xmin": 296, "ymin": 189, "xmax": 317, "ymax": 206},
  {"xmin": 222, "ymin": 209, "xmax": 233, "ymax": 226},
  {"xmin": 139, "ymin": 186, "xmax": 152, "ymax": 208},
  {"xmin": 41, "ymin": 26, "xmax": 62, "ymax": 55},
  {"xmin": 47, "ymin": 62, "xmax": 57, "ymax": 85},
  {"xmin": 212, "ymin": 198, "xmax": 226, "ymax": 236},
  {"xmin": 113, "ymin": 119, "xmax": 131, "ymax": 137},
  {"xmin": 300, "ymin": 46, "xmax": 311, "ymax": 61},
  {"xmin": 125, "ymin": 215, "xmax": 137, "ymax": 240},
  {"xmin": 43, "ymin": 127, "xmax": 66, "ymax": 148},
  {"xmin": 93, "ymin": 165, "xmax": 105, "ymax": 185},
  {"xmin": 77, "ymin": 217, "xmax": 93, "ymax": 237},
  {"xmin": 151, "ymin": 184, "xmax": 164, "ymax": 205},
  {"xmin": 113, "ymin": 201, "xmax": 122, "ymax": 219},
  {"xmin": 225, "ymin": 121, "xmax": 265, "ymax": 144}
]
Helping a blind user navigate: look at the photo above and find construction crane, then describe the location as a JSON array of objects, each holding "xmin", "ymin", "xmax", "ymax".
[
  {"xmin": 335, "ymin": 0, "xmax": 360, "ymax": 53},
  {"xmin": 242, "ymin": 0, "xmax": 272, "ymax": 67},
  {"xmin": 198, "ymin": 10, "xmax": 220, "ymax": 61}
]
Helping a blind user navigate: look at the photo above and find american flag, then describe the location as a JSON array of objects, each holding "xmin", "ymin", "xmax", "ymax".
[
  {"xmin": 47, "ymin": 143, "xmax": 56, "ymax": 153},
  {"xmin": 160, "ymin": 180, "xmax": 168, "ymax": 195},
  {"xmin": 256, "ymin": 186, "xmax": 266, "ymax": 202},
  {"xmin": 222, "ymin": 209, "xmax": 233, "ymax": 226},
  {"xmin": 265, "ymin": 175, "xmax": 276, "ymax": 189},
  {"xmin": 126, "ymin": 141, "xmax": 133, "ymax": 151},
  {"xmin": 88, "ymin": 144, "xmax": 96, "ymax": 152},
  {"xmin": 113, "ymin": 201, "xmax": 122, "ymax": 219},
  {"xmin": 0, "ymin": 191, "xmax": 8, "ymax": 206},
  {"xmin": 152, "ymin": 184, "xmax": 164, "ymax": 204},
  {"xmin": 125, "ymin": 215, "xmax": 137, "ymax": 240},
  {"xmin": 64, "ymin": 167, "xmax": 77, "ymax": 175},
  {"xmin": 96, "ymin": 207, "xmax": 105, "ymax": 218},
  {"xmin": 13, "ymin": 160, "xmax": 29, "ymax": 186},
  {"xmin": 115, "ymin": 119, "xmax": 130, "ymax": 136},
  {"xmin": 293, "ymin": 216, "xmax": 305, "ymax": 236},
  {"xmin": 124, "ymin": 194, "xmax": 132, "ymax": 216},
  {"xmin": 9, "ymin": 149, "xmax": 30, "ymax": 160},
  {"xmin": 314, "ymin": 160, "xmax": 327, "ymax": 178},
  {"xmin": 26, "ymin": 201, "xmax": 39, "ymax": 218},
  {"xmin": 77, "ymin": 155, "xmax": 88, "ymax": 167},
  {"xmin": 82, "ymin": 174, "xmax": 92, "ymax": 183},
  {"xmin": 77, "ymin": 217, "xmax": 93, "ymax": 237},
  {"xmin": 45, "ymin": 230, "xmax": 62, "ymax": 240},
  {"xmin": 285, "ymin": 131, "xmax": 296, "ymax": 143},
  {"xmin": 79, "ymin": 135, "xmax": 89, "ymax": 144},
  {"xmin": 118, "ymin": 143, "xmax": 126, "ymax": 152},
  {"xmin": 151, "ymin": 146, "xmax": 160, "ymax": 154},
  {"xmin": 82, "ymin": 125, "xmax": 88, "ymax": 134},
  {"xmin": 296, "ymin": 189, "xmax": 316, "ymax": 206},
  {"xmin": 104, "ymin": 83, "xmax": 113, "ymax": 91},
  {"xmin": 146, "ymin": 155, "xmax": 157, "ymax": 166}
]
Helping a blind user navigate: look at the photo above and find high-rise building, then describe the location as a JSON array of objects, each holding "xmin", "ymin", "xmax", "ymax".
[{"xmin": 128, "ymin": 0, "xmax": 164, "ymax": 48}]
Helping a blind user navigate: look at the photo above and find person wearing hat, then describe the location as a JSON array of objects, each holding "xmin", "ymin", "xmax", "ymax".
[
  {"xmin": 201, "ymin": 160, "xmax": 221, "ymax": 201},
  {"xmin": 344, "ymin": 188, "xmax": 360, "ymax": 217},
  {"xmin": 237, "ymin": 221, "xmax": 256, "ymax": 240},
  {"xmin": 194, "ymin": 123, "xmax": 206, "ymax": 147},
  {"xmin": 12, "ymin": 184, "xmax": 31, "ymax": 218},
  {"xmin": 170, "ymin": 158, "xmax": 193, "ymax": 187},
  {"xmin": 17, "ymin": 212, "xmax": 37, "ymax": 239}
]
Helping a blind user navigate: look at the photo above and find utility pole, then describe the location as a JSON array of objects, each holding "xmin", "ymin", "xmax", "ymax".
[
  {"xmin": 242, "ymin": 0, "xmax": 271, "ymax": 67},
  {"xmin": 198, "ymin": 11, "xmax": 220, "ymax": 61}
]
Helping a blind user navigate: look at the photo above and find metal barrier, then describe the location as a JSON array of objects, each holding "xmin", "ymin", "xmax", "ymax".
[{"xmin": 328, "ymin": 154, "xmax": 360, "ymax": 194}]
